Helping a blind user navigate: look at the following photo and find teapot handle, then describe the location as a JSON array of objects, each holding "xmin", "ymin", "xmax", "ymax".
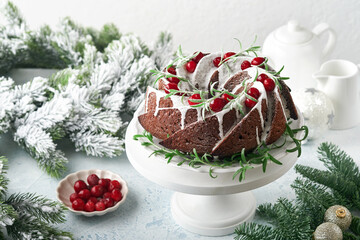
[{"xmin": 312, "ymin": 23, "xmax": 337, "ymax": 59}]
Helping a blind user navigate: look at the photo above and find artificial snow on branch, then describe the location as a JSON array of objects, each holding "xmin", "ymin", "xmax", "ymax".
[
  {"xmin": 0, "ymin": 156, "xmax": 73, "ymax": 239},
  {"xmin": 0, "ymin": 2, "xmax": 174, "ymax": 177}
]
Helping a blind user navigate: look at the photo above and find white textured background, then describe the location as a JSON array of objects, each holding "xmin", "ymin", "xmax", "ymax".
[{"xmin": 7, "ymin": 0, "xmax": 360, "ymax": 63}]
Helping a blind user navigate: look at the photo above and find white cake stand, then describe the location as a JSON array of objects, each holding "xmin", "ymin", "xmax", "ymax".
[{"xmin": 125, "ymin": 104, "xmax": 304, "ymax": 236}]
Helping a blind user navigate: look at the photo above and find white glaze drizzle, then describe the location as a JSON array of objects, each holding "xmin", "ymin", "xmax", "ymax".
[{"xmin": 148, "ymin": 53, "xmax": 287, "ymax": 149}]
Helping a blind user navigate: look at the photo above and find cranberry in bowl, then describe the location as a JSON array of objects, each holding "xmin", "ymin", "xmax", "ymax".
[{"xmin": 57, "ymin": 169, "xmax": 128, "ymax": 216}]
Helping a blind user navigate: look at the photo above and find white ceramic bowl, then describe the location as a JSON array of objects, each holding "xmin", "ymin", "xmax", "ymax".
[{"xmin": 57, "ymin": 169, "xmax": 128, "ymax": 217}]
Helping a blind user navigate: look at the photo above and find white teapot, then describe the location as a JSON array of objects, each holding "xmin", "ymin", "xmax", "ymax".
[{"xmin": 262, "ymin": 20, "xmax": 336, "ymax": 91}]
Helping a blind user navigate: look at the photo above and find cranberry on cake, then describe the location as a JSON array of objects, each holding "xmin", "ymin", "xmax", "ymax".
[{"xmin": 138, "ymin": 46, "xmax": 299, "ymax": 158}]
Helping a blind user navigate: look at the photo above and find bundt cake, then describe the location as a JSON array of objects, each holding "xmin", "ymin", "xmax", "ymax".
[{"xmin": 138, "ymin": 49, "xmax": 298, "ymax": 157}]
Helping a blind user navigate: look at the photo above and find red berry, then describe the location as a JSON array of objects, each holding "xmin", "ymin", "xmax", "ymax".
[
  {"xmin": 263, "ymin": 78, "xmax": 276, "ymax": 91},
  {"xmin": 98, "ymin": 178, "xmax": 110, "ymax": 188},
  {"xmin": 108, "ymin": 180, "xmax": 122, "ymax": 192},
  {"xmin": 245, "ymin": 98, "xmax": 257, "ymax": 108},
  {"xmin": 185, "ymin": 60, "xmax": 197, "ymax": 73},
  {"xmin": 167, "ymin": 77, "xmax": 180, "ymax": 84},
  {"xmin": 257, "ymin": 73, "xmax": 268, "ymax": 83},
  {"xmin": 247, "ymin": 87, "xmax": 261, "ymax": 99},
  {"xmin": 88, "ymin": 197, "xmax": 98, "ymax": 204},
  {"xmin": 69, "ymin": 193, "xmax": 78, "ymax": 203},
  {"xmin": 95, "ymin": 201, "xmax": 106, "ymax": 211},
  {"xmin": 188, "ymin": 93, "xmax": 202, "ymax": 106},
  {"xmin": 209, "ymin": 98, "xmax": 228, "ymax": 112},
  {"xmin": 251, "ymin": 57, "xmax": 265, "ymax": 66},
  {"xmin": 87, "ymin": 174, "xmax": 99, "ymax": 186},
  {"xmin": 91, "ymin": 185, "xmax": 105, "ymax": 197},
  {"xmin": 84, "ymin": 200, "xmax": 95, "ymax": 212},
  {"xmin": 74, "ymin": 180, "xmax": 87, "ymax": 193},
  {"xmin": 78, "ymin": 189, "xmax": 91, "ymax": 200},
  {"xmin": 102, "ymin": 198, "xmax": 114, "ymax": 208},
  {"xmin": 241, "ymin": 60, "xmax": 251, "ymax": 70},
  {"xmin": 111, "ymin": 189, "xmax": 123, "ymax": 202},
  {"xmin": 193, "ymin": 52, "xmax": 204, "ymax": 63},
  {"xmin": 164, "ymin": 82, "xmax": 179, "ymax": 94},
  {"xmin": 213, "ymin": 57, "xmax": 221, "ymax": 67},
  {"xmin": 222, "ymin": 93, "xmax": 234, "ymax": 102},
  {"xmin": 223, "ymin": 52, "xmax": 236, "ymax": 61},
  {"xmin": 72, "ymin": 198, "xmax": 85, "ymax": 211},
  {"xmin": 103, "ymin": 192, "xmax": 112, "ymax": 199},
  {"xmin": 167, "ymin": 66, "xmax": 176, "ymax": 75}
]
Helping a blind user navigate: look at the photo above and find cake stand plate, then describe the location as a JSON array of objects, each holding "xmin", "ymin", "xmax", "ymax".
[{"xmin": 125, "ymin": 103, "xmax": 304, "ymax": 236}]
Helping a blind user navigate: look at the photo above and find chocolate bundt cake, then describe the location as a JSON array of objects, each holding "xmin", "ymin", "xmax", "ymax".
[{"xmin": 138, "ymin": 50, "xmax": 298, "ymax": 157}]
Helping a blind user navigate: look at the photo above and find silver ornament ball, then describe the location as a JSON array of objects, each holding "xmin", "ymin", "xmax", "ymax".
[
  {"xmin": 314, "ymin": 222, "xmax": 343, "ymax": 240},
  {"xmin": 324, "ymin": 205, "xmax": 352, "ymax": 231},
  {"xmin": 292, "ymin": 88, "xmax": 334, "ymax": 140}
]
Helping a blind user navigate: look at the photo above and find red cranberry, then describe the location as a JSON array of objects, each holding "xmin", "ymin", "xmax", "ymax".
[
  {"xmin": 223, "ymin": 52, "xmax": 236, "ymax": 61},
  {"xmin": 78, "ymin": 189, "xmax": 91, "ymax": 201},
  {"xmin": 213, "ymin": 57, "xmax": 221, "ymax": 67},
  {"xmin": 91, "ymin": 185, "xmax": 105, "ymax": 197},
  {"xmin": 103, "ymin": 192, "xmax": 112, "ymax": 199},
  {"xmin": 167, "ymin": 66, "xmax": 176, "ymax": 75},
  {"xmin": 209, "ymin": 98, "xmax": 228, "ymax": 112},
  {"xmin": 87, "ymin": 174, "xmax": 99, "ymax": 186},
  {"xmin": 103, "ymin": 198, "xmax": 115, "ymax": 208},
  {"xmin": 222, "ymin": 93, "xmax": 234, "ymax": 102},
  {"xmin": 245, "ymin": 98, "xmax": 257, "ymax": 108},
  {"xmin": 241, "ymin": 60, "xmax": 251, "ymax": 70},
  {"xmin": 263, "ymin": 78, "xmax": 276, "ymax": 91},
  {"xmin": 69, "ymin": 193, "xmax": 78, "ymax": 203},
  {"xmin": 84, "ymin": 200, "xmax": 95, "ymax": 212},
  {"xmin": 108, "ymin": 180, "xmax": 122, "ymax": 192},
  {"xmin": 95, "ymin": 201, "xmax": 106, "ymax": 211},
  {"xmin": 193, "ymin": 52, "xmax": 204, "ymax": 63},
  {"xmin": 111, "ymin": 189, "xmax": 123, "ymax": 202},
  {"xmin": 98, "ymin": 178, "xmax": 110, "ymax": 188},
  {"xmin": 88, "ymin": 197, "xmax": 98, "ymax": 204},
  {"xmin": 251, "ymin": 57, "xmax": 265, "ymax": 66},
  {"xmin": 72, "ymin": 198, "xmax": 85, "ymax": 211},
  {"xmin": 188, "ymin": 93, "xmax": 202, "ymax": 106},
  {"xmin": 185, "ymin": 60, "xmax": 197, "ymax": 73},
  {"xmin": 167, "ymin": 77, "xmax": 180, "ymax": 84},
  {"xmin": 247, "ymin": 87, "xmax": 261, "ymax": 99},
  {"xmin": 257, "ymin": 73, "xmax": 269, "ymax": 83},
  {"xmin": 164, "ymin": 82, "xmax": 179, "ymax": 94},
  {"xmin": 74, "ymin": 180, "xmax": 87, "ymax": 193}
]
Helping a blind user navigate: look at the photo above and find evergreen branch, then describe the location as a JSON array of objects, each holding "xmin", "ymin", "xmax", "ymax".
[
  {"xmin": 0, "ymin": 156, "xmax": 9, "ymax": 200},
  {"xmin": 36, "ymin": 150, "xmax": 68, "ymax": 179},
  {"xmin": 5, "ymin": 192, "xmax": 67, "ymax": 224},
  {"xmin": 71, "ymin": 131, "xmax": 125, "ymax": 158},
  {"xmin": 257, "ymin": 198, "xmax": 313, "ymax": 240},
  {"xmin": 351, "ymin": 216, "xmax": 360, "ymax": 236},
  {"xmin": 0, "ymin": 202, "xmax": 17, "ymax": 227},
  {"xmin": 234, "ymin": 222, "xmax": 278, "ymax": 240},
  {"xmin": 291, "ymin": 177, "xmax": 351, "ymax": 229},
  {"xmin": 318, "ymin": 142, "xmax": 360, "ymax": 188},
  {"xmin": 295, "ymin": 164, "xmax": 360, "ymax": 210},
  {"xmin": 6, "ymin": 212, "xmax": 73, "ymax": 240}
]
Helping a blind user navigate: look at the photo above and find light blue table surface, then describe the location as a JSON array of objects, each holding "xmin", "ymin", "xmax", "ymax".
[{"xmin": 1, "ymin": 124, "xmax": 359, "ymax": 239}]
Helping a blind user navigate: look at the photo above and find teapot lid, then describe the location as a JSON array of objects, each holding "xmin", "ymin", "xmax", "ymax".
[{"xmin": 274, "ymin": 20, "xmax": 313, "ymax": 44}]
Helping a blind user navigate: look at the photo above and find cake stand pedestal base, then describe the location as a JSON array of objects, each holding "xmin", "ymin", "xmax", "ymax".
[{"xmin": 171, "ymin": 191, "xmax": 256, "ymax": 236}]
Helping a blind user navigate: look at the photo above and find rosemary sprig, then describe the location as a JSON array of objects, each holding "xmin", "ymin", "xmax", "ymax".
[
  {"xmin": 133, "ymin": 131, "xmax": 234, "ymax": 179},
  {"xmin": 133, "ymin": 121, "xmax": 308, "ymax": 182},
  {"xmin": 150, "ymin": 69, "xmax": 189, "ymax": 86}
]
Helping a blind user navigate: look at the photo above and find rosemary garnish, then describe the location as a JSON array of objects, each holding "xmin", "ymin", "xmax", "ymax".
[{"xmin": 133, "ymin": 121, "xmax": 309, "ymax": 182}]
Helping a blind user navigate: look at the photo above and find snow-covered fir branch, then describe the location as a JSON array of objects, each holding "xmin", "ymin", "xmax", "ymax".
[
  {"xmin": 0, "ymin": 2, "xmax": 120, "ymax": 74},
  {"xmin": 0, "ymin": 2, "xmax": 173, "ymax": 176},
  {"xmin": 0, "ymin": 156, "xmax": 73, "ymax": 239}
]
